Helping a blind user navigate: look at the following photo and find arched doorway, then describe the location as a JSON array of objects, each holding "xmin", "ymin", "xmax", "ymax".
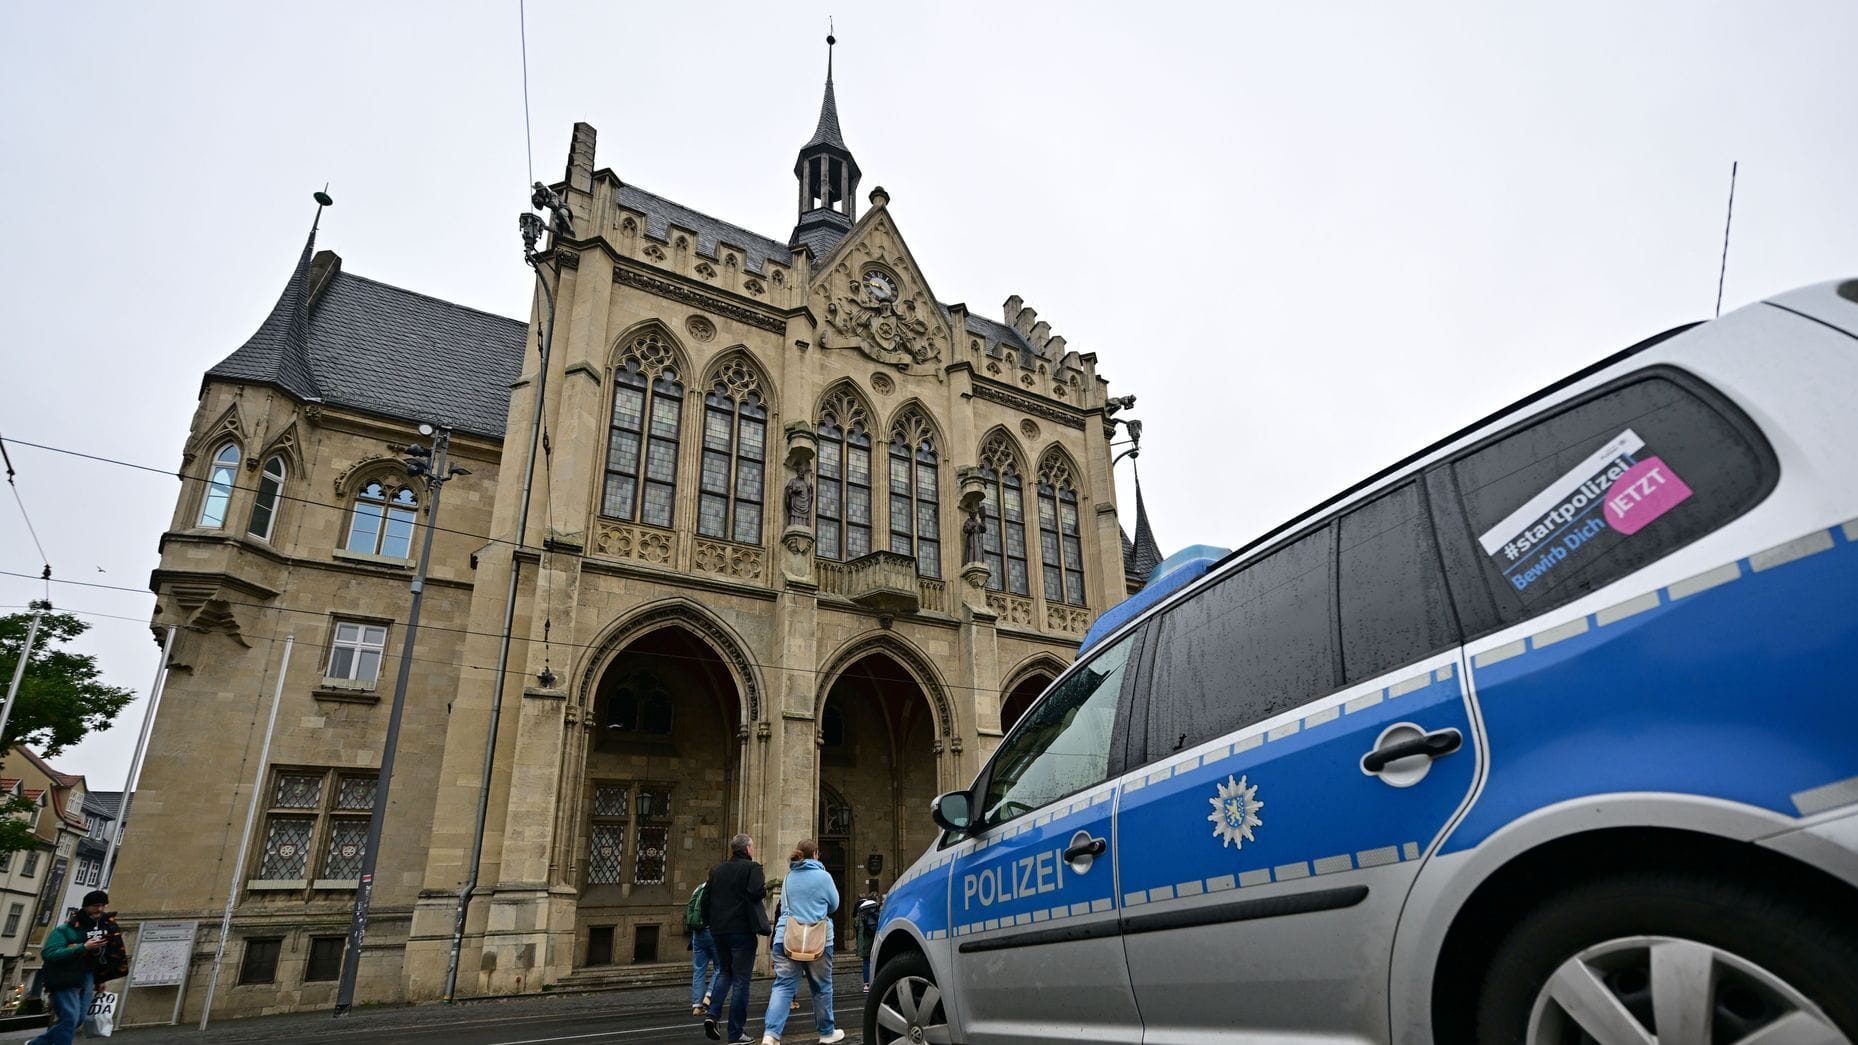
[
  {"xmin": 574, "ymin": 624, "xmax": 743, "ymax": 968},
  {"xmin": 1000, "ymin": 669, "xmax": 1056, "ymax": 735},
  {"xmin": 817, "ymin": 652, "xmax": 940, "ymax": 938}
]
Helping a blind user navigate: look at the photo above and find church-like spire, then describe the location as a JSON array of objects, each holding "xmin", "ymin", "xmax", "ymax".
[
  {"xmin": 791, "ymin": 28, "xmax": 861, "ymax": 257},
  {"xmin": 206, "ymin": 202, "xmax": 326, "ymax": 402}
]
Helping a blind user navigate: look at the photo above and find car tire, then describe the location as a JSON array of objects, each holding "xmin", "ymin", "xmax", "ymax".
[
  {"xmin": 1473, "ymin": 869, "xmax": 1858, "ymax": 1044},
  {"xmin": 865, "ymin": 950, "xmax": 952, "ymax": 1045}
]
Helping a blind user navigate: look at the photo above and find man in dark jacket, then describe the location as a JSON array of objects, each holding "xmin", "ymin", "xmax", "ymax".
[
  {"xmin": 27, "ymin": 890, "xmax": 112, "ymax": 1045},
  {"xmin": 699, "ymin": 833, "xmax": 765, "ymax": 1044}
]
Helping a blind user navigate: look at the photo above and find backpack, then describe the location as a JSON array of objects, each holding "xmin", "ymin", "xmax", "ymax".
[
  {"xmin": 685, "ymin": 883, "xmax": 707, "ymax": 930},
  {"xmin": 856, "ymin": 900, "xmax": 880, "ymax": 938}
]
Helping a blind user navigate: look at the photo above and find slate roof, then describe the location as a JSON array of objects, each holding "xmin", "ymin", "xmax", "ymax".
[
  {"xmin": 617, "ymin": 184, "xmax": 792, "ymax": 276},
  {"xmin": 804, "ymin": 75, "xmax": 849, "ymax": 152},
  {"xmin": 206, "ymin": 241, "xmax": 527, "ymax": 439},
  {"xmin": 82, "ymin": 791, "xmax": 121, "ymax": 820},
  {"xmin": 1121, "ymin": 476, "xmax": 1164, "ymax": 584},
  {"xmin": 964, "ymin": 314, "xmax": 1041, "ymax": 362},
  {"xmin": 790, "ymin": 210, "xmax": 853, "ymax": 260}
]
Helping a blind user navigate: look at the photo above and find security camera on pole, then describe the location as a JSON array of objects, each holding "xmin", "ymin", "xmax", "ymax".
[{"xmin": 333, "ymin": 424, "xmax": 469, "ymax": 1016}]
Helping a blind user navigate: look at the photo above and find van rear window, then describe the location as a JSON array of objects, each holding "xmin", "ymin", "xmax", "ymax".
[{"xmin": 1449, "ymin": 373, "xmax": 1774, "ymax": 624}]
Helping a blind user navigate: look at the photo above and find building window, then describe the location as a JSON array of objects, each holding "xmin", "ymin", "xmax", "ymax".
[
  {"xmin": 2, "ymin": 904, "xmax": 20, "ymax": 936},
  {"xmin": 198, "ymin": 443, "xmax": 240, "ymax": 527},
  {"xmin": 602, "ymin": 332, "xmax": 684, "ymax": 528},
  {"xmin": 816, "ymin": 388, "xmax": 872, "ymax": 561},
  {"xmin": 603, "ymin": 671, "xmax": 673, "ymax": 736},
  {"xmin": 697, "ymin": 357, "xmax": 768, "ymax": 545},
  {"xmin": 585, "ymin": 783, "xmax": 673, "ymax": 888},
  {"xmin": 238, "ymin": 938, "xmax": 283, "ymax": 985},
  {"xmin": 887, "ymin": 411, "xmax": 941, "ymax": 578},
  {"xmin": 247, "ymin": 455, "xmax": 287, "ymax": 541},
  {"xmin": 304, "ymin": 936, "xmax": 345, "ymax": 982},
  {"xmin": 978, "ymin": 435, "xmax": 1030, "ymax": 595},
  {"xmin": 343, "ymin": 480, "xmax": 418, "ymax": 559},
  {"xmin": 1037, "ymin": 453, "xmax": 1086, "ymax": 606},
  {"xmin": 324, "ymin": 621, "xmax": 388, "ymax": 689},
  {"xmin": 21, "ymin": 851, "xmax": 37, "ymax": 878},
  {"xmin": 255, "ymin": 768, "xmax": 377, "ymax": 884},
  {"xmin": 74, "ymin": 858, "xmax": 93, "ymax": 888},
  {"xmin": 0, "ymin": 852, "xmax": 10, "ymax": 872}
]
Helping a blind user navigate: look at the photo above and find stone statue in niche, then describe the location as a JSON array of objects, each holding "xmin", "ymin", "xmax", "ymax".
[
  {"xmin": 784, "ymin": 460, "xmax": 815, "ymax": 529},
  {"xmin": 962, "ymin": 506, "xmax": 986, "ymax": 565}
]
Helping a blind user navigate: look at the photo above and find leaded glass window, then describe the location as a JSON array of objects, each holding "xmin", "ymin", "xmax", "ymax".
[
  {"xmin": 335, "ymin": 775, "xmax": 376, "ymax": 811},
  {"xmin": 273, "ymin": 773, "xmax": 323, "ymax": 810},
  {"xmin": 198, "ymin": 443, "xmax": 240, "ymax": 528},
  {"xmin": 887, "ymin": 411, "xmax": 942, "ymax": 578},
  {"xmin": 247, "ymin": 455, "xmax": 286, "ymax": 541},
  {"xmin": 585, "ymin": 783, "xmax": 674, "ymax": 888},
  {"xmin": 259, "ymin": 817, "xmax": 314, "ymax": 879},
  {"xmin": 588, "ymin": 784, "xmax": 629, "ymax": 886},
  {"xmin": 633, "ymin": 826, "xmax": 669, "ymax": 885},
  {"xmin": 817, "ymin": 388, "xmax": 872, "ymax": 561},
  {"xmin": 979, "ymin": 436, "xmax": 1030, "ymax": 595},
  {"xmin": 1038, "ymin": 452, "xmax": 1087, "ymax": 606},
  {"xmin": 602, "ymin": 332, "xmax": 684, "ymax": 528},
  {"xmin": 592, "ymin": 784, "xmax": 630, "ymax": 818},
  {"xmin": 697, "ymin": 358, "xmax": 768, "ymax": 545},
  {"xmin": 344, "ymin": 481, "xmax": 417, "ymax": 559},
  {"xmin": 321, "ymin": 819, "xmax": 368, "ymax": 880}
]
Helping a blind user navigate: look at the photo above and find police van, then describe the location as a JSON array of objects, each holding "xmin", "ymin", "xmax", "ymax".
[{"xmin": 863, "ymin": 280, "xmax": 1858, "ymax": 1044}]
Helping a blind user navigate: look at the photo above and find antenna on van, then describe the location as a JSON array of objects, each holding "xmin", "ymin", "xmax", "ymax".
[{"xmin": 1715, "ymin": 161, "xmax": 1738, "ymax": 318}]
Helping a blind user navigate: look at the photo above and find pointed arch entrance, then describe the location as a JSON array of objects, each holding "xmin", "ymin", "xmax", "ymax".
[
  {"xmin": 816, "ymin": 647, "xmax": 943, "ymax": 938},
  {"xmin": 571, "ymin": 614, "xmax": 748, "ymax": 970}
]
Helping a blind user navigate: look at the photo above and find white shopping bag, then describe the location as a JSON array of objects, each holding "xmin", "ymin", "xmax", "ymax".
[{"xmin": 85, "ymin": 989, "xmax": 116, "ymax": 1037}]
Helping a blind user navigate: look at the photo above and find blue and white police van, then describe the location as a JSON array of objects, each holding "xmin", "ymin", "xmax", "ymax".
[{"xmin": 863, "ymin": 280, "xmax": 1858, "ymax": 1044}]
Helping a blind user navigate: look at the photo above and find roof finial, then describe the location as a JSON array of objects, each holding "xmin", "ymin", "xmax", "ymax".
[
  {"xmin": 826, "ymin": 18, "xmax": 835, "ymax": 82},
  {"xmin": 312, "ymin": 183, "xmax": 334, "ymax": 233}
]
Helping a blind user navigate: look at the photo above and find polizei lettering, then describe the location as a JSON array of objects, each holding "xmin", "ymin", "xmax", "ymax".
[{"xmin": 961, "ymin": 847, "xmax": 1067, "ymax": 911}]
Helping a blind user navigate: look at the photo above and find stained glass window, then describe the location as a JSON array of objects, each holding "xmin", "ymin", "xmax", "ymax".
[
  {"xmin": 633, "ymin": 826, "xmax": 669, "ymax": 885},
  {"xmin": 817, "ymin": 388, "xmax": 872, "ymax": 561},
  {"xmin": 259, "ymin": 817, "xmax": 314, "ymax": 879},
  {"xmin": 887, "ymin": 412, "xmax": 942, "ymax": 578},
  {"xmin": 588, "ymin": 823, "xmax": 626, "ymax": 885},
  {"xmin": 273, "ymin": 774, "xmax": 323, "ymax": 810},
  {"xmin": 255, "ymin": 768, "xmax": 377, "ymax": 886},
  {"xmin": 697, "ymin": 358, "xmax": 768, "ymax": 545},
  {"xmin": 1038, "ymin": 453, "xmax": 1087, "ymax": 605},
  {"xmin": 321, "ymin": 819, "xmax": 368, "ymax": 879},
  {"xmin": 979, "ymin": 436, "xmax": 1031, "ymax": 595}
]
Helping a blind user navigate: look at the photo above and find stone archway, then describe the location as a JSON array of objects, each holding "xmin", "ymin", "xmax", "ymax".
[
  {"xmin": 816, "ymin": 651, "xmax": 941, "ymax": 935},
  {"xmin": 571, "ymin": 624, "xmax": 744, "ymax": 969},
  {"xmin": 1000, "ymin": 655, "xmax": 1066, "ymax": 734}
]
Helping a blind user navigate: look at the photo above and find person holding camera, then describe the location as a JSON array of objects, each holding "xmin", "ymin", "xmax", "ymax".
[{"xmin": 28, "ymin": 890, "xmax": 120, "ymax": 1045}]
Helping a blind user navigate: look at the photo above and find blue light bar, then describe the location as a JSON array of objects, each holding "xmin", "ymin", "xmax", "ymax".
[{"xmin": 1077, "ymin": 544, "xmax": 1231, "ymax": 653}]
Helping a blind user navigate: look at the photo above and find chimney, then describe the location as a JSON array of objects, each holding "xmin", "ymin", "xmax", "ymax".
[{"xmin": 1003, "ymin": 294, "xmax": 1024, "ymax": 324}]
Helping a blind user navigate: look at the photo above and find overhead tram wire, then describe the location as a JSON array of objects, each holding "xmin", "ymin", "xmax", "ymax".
[
  {"xmin": 0, "ymin": 567, "xmax": 1054, "ymax": 701},
  {"xmin": 1, "ymin": 434, "xmax": 55, "ymax": 599}
]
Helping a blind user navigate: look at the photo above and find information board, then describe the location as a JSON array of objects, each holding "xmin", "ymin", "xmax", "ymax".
[{"xmin": 129, "ymin": 920, "xmax": 198, "ymax": 988}]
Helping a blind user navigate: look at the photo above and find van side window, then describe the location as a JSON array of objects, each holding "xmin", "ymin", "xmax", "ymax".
[
  {"xmin": 979, "ymin": 634, "xmax": 1134, "ymax": 829},
  {"xmin": 1338, "ymin": 482, "xmax": 1460, "ymax": 683},
  {"xmin": 1148, "ymin": 528, "xmax": 1336, "ymax": 756},
  {"xmin": 1449, "ymin": 373, "xmax": 1774, "ymax": 626}
]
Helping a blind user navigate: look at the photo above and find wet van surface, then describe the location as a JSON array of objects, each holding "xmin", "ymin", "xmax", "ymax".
[{"xmin": 865, "ymin": 280, "xmax": 1858, "ymax": 1045}]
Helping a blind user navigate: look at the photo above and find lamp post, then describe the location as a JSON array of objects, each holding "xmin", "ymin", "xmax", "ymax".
[{"xmin": 334, "ymin": 425, "xmax": 469, "ymax": 1016}]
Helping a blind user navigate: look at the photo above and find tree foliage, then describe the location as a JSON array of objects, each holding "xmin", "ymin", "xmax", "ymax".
[{"xmin": 0, "ymin": 610, "xmax": 135, "ymax": 854}]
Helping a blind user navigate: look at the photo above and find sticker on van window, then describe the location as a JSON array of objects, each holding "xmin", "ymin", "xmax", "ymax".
[{"xmin": 1476, "ymin": 429, "xmax": 1691, "ymax": 594}]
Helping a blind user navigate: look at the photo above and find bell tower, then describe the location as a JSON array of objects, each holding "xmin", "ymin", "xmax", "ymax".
[{"xmin": 791, "ymin": 31, "xmax": 861, "ymax": 258}]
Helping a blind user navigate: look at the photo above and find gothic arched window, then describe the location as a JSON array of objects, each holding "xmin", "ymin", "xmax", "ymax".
[
  {"xmin": 247, "ymin": 455, "xmax": 287, "ymax": 541},
  {"xmin": 1037, "ymin": 452, "xmax": 1086, "ymax": 605},
  {"xmin": 345, "ymin": 480, "xmax": 418, "ymax": 559},
  {"xmin": 198, "ymin": 443, "xmax": 240, "ymax": 528},
  {"xmin": 602, "ymin": 332, "xmax": 684, "ymax": 528},
  {"xmin": 887, "ymin": 411, "xmax": 941, "ymax": 578},
  {"xmin": 978, "ymin": 436, "xmax": 1030, "ymax": 595},
  {"xmin": 698, "ymin": 358, "xmax": 768, "ymax": 545},
  {"xmin": 816, "ymin": 388, "xmax": 872, "ymax": 561}
]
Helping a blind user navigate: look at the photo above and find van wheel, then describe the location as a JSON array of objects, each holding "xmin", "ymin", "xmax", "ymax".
[
  {"xmin": 865, "ymin": 951, "xmax": 951, "ymax": 1045},
  {"xmin": 1473, "ymin": 870, "xmax": 1858, "ymax": 1044}
]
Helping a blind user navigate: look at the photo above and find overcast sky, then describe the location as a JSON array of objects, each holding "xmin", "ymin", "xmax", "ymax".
[{"xmin": 4, "ymin": 1, "xmax": 1856, "ymax": 785}]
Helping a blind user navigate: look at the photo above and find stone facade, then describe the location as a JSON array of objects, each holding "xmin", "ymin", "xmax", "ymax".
[{"xmin": 116, "ymin": 76, "xmax": 1150, "ymax": 1021}]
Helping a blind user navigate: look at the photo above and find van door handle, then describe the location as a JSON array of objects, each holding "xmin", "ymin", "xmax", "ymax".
[
  {"xmin": 1362, "ymin": 728, "xmax": 1462, "ymax": 774},
  {"xmin": 1064, "ymin": 836, "xmax": 1107, "ymax": 862}
]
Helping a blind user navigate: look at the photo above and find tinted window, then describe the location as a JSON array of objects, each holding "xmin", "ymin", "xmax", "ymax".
[
  {"xmin": 1450, "ymin": 374, "xmax": 1773, "ymax": 624},
  {"xmin": 1149, "ymin": 528, "xmax": 1336, "ymax": 755},
  {"xmin": 1338, "ymin": 483, "xmax": 1459, "ymax": 682},
  {"xmin": 980, "ymin": 634, "xmax": 1134, "ymax": 828}
]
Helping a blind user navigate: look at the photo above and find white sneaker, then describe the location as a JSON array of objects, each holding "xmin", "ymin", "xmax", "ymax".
[
  {"xmin": 819, "ymin": 1031, "xmax": 846, "ymax": 1044},
  {"xmin": 761, "ymin": 1036, "xmax": 780, "ymax": 1045}
]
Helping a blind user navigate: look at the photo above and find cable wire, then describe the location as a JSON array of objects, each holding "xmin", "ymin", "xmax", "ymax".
[{"xmin": 1, "ymin": 434, "xmax": 55, "ymax": 600}]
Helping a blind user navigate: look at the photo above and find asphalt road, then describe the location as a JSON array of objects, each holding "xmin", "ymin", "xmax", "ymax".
[{"xmin": 69, "ymin": 969, "xmax": 872, "ymax": 1045}]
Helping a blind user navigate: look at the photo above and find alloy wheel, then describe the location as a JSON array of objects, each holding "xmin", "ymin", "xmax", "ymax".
[
  {"xmin": 1528, "ymin": 934, "xmax": 1850, "ymax": 1044},
  {"xmin": 874, "ymin": 973, "xmax": 950, "ymax": 1045}
]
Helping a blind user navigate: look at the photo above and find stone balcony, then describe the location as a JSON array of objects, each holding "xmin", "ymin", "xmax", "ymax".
[{"xmin": 818, "ymin": 550, "xmax": 926, "ymax": 614}]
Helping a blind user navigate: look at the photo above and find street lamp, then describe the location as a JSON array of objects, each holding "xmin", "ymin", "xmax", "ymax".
[{"xmin": 333, "ymin": 424, "xmax": 468, "ymax": 1015}]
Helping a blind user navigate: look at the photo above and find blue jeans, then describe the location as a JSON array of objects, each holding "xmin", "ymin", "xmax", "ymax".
[
  {"xmin": 705, "ymin": 931, "xmax": 759, "ymax": 1041},
  {"xmin": 27, "ymin": 983, "xmax": 85, "ymax": 1045},
  {"xmin": 763, "ymin": 940, "xmax": 835, "ymax": 1040},
  {"xmin": 690, "ymin": 928, "xmax": 720, "ymax": 1007},
  {"xmin": 861, "ymin": 949, "xmax": 871, "ymax": 986}
]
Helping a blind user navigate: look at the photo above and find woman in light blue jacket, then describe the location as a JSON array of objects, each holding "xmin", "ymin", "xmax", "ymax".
[{"xmin": 760, "ymin": 838, "xmax": 843, "ymax": 1045}]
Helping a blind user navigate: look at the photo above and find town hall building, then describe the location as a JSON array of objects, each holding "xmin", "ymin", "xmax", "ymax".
[{"xmin": 115, "ymin": 58, "xmax": 1162, "ymax": 1018}]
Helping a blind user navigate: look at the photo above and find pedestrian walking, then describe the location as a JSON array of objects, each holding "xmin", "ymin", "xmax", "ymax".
[
  {"xmin": 701, "ymin": 834, "xmax": 767, "ymax": 1044},
  {"xmin": 853, "ymin": 891, "xmax": 882, "ymax": 992},
  {"xmin": 27, "ymin": 890, "xmax": 120, "ymax": 1045},
  {"xmin": 686, "ymin": 874, "xmax": 720, "ymax": 1016},
  {"xmin": 759, "ymin": 839, "xmax": 842, "ymax": 1045}
]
